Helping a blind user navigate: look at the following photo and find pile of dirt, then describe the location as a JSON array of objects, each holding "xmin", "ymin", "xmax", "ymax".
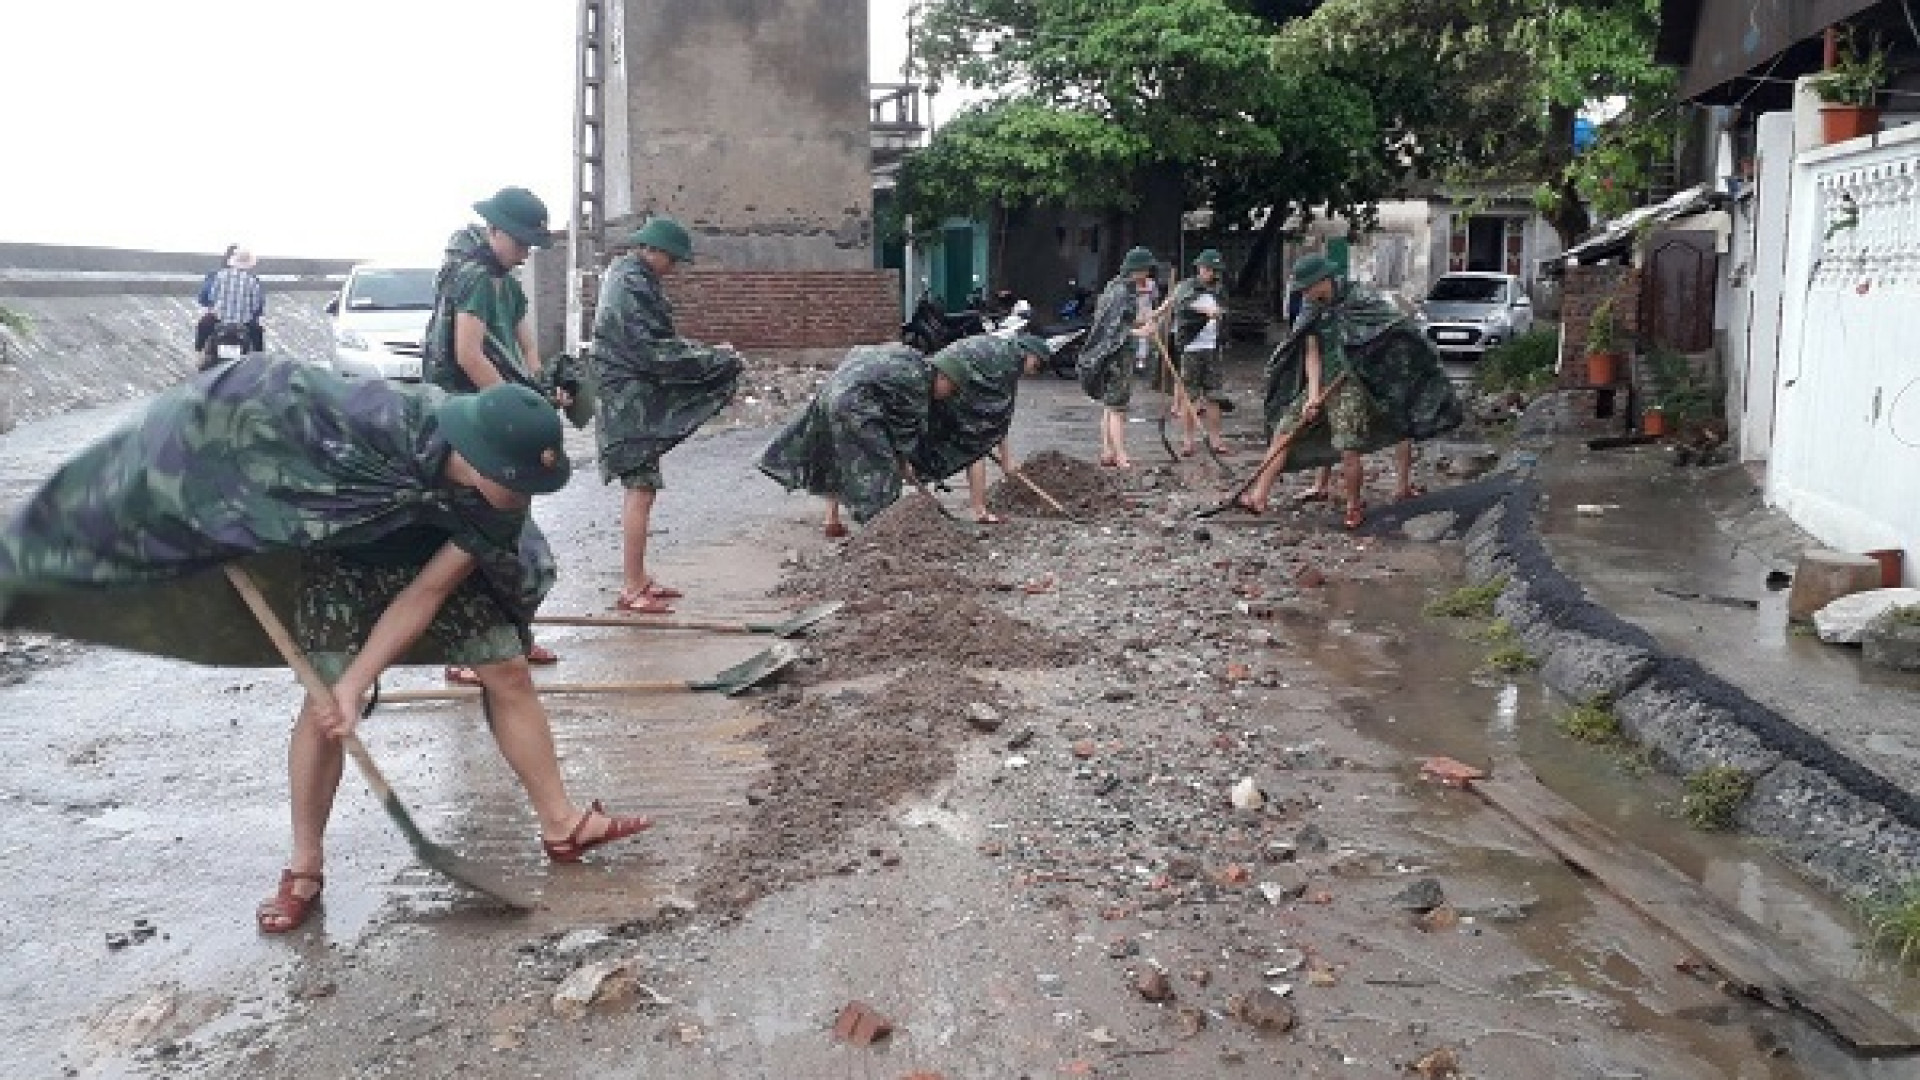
[
  {"xmin": 694, "ymin": 663, "xmax": 1005, "ymax": 913},
  {"xmin": 777, "ymin": 494, "xmax": 979, "ymax": 600},
  {"xmin": 807, "ymin": 592, "xmax": 1079, "ymax": 680},
  {"xmin": 986, "ymin": 450, "xmax": 1130, "ymax": 516}
]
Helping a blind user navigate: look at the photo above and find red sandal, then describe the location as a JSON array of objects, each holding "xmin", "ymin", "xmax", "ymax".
[
  {"xmin": 543, "ymin": 800, "xmax": 653, "ymax": 863},
  {"xmin": 1343, "ymin": 502, "xmax": 1367, "ymax": 531},
  {"xmin": 257, "ymin": 869, "xmax": 323, "ymax": 934}
]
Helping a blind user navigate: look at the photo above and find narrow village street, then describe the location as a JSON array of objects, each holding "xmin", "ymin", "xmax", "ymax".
[{"xmin": 4, "ymin": 360, "xmax": 1914, "ymax": 1079}]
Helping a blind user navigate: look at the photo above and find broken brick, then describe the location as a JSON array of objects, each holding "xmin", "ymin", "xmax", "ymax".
[
  {"xmin": 1419, "ymin": 756, "xmax": 1486, "ymax": 787},
  {"xmin": 832, "ymin": 1001, "xmax": 894, "ymax": 1046}
]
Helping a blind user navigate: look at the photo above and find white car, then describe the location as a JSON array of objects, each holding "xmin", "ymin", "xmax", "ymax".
[
  {"xmin": 326, "ymin": 263, "xmax": 438, "ymax": 380},
  {"xmin": 1415, "ymin": 272, "xmax": 1535, "ymax": 361}
]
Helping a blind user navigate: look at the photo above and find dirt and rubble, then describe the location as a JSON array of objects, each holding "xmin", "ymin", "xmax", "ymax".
[{"xmin": 8, "ymin": 364, "xmax": 1908, "ymax": 1078}]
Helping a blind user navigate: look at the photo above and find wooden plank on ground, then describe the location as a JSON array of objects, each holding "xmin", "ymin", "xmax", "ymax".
[{"xmin": 1472, "ymin": 766, "xmax": 1920, "ymax": 1055}]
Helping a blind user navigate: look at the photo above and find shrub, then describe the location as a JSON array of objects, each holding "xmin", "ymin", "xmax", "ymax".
[
  {"xmin": 1681, "ymin": 766, "xmax": 1753, "ymax": 830},
  {"xmin": 1424, "ymin": 577, "xmax": 1506, "ymax": 619},
  {"xmin": 1863, "ymin": 880, "xmax": 1920, "ymax": 963},
  {"xmin": 1476, "ymin": 328, "xmax": 1559, "ymax": 396},
  {"xmin": 1556, "ymin": 696, "xmax": 1623, "ymax": 745}
]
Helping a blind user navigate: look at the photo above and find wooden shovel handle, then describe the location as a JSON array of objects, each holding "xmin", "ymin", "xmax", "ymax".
[
  {"xmin": 535, "ymin": 614, "xmax": 754, "ymax": 633},
  {"xmin": 222, "ymin": 565, "xmax": 390, "ymax": 798},
  {"xmin": 991, "ymin": 448, "xmax": 1072, "ymax": 518},
  {"xmin": 379, "ymin": 681, "xmax": 691, "ymax": 703}
]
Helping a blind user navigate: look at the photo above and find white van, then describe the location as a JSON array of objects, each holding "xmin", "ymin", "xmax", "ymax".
[{"xmin": 325, "ymin": 263, "xmax": 438, "ymax": 380}]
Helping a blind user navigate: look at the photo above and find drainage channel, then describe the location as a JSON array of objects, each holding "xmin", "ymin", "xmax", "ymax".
[{"xmin": 1293, "ymin": 570, "xmax": 1920, "ymax": 1078}]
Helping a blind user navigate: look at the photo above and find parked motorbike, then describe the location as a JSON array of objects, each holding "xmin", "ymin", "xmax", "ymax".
[
  {"xmin": 199, "ymin": 320, "xmax": 253, "ymax": 371},
  {"xmin": 901, "ymin": 287, "xmax": 987, "ymax": 353},
  {"xmin": 1031, "ymin": 280, "xmax": 1095, "ymax": 378}
]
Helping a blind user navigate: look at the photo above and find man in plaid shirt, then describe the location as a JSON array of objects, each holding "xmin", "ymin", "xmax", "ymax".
[{"xmin": 204, "ymin": 248, "xmax": 265, "ymax": 354}]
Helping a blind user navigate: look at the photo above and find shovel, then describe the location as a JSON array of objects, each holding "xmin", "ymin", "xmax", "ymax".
[
  {"xmin": 535, "ymin": 601, "xmax": 843, "ymax": 638},
  {"xmin": 222, "ymin": 564, "xmax": 534, "ymax": 911},
  {"xmin": 374, "ymin": 643, "xmax": 799, "ymax": 705},
  {"xmin": 1152, "ymin": 331, "xmax": 1231, "ymax": 475},
  {"xmin": 1196, "ymin": 374, "xmax": 1348, "ymax": 519},
  {"xmin": 990, "ymin": 448, "xmax": 1074, "ymax": 519}
]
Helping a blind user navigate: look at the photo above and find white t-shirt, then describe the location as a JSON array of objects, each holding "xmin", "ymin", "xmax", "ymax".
[{"xmin": 1186, "ymin": 293, "xmax": 1221, "ymax": 352}]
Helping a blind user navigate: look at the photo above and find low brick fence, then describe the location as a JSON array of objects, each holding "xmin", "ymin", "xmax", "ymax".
[{"xmin": 670, "ymin": 269, "xmax": 901, "ymax": 350}]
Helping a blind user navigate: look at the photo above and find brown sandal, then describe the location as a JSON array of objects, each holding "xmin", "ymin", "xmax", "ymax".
[
  {"xmin": 257, "ymin": 869, "xmax": 324, "ymax": 934},
  {"xmin": 543, "ymin": 800, "xmax": 653, "ymax": 863}
]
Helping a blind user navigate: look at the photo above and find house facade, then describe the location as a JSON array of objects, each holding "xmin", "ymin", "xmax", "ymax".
[{"xmin": 1664, "ymin": 0, "xmax": 1920, "ymax": 580}]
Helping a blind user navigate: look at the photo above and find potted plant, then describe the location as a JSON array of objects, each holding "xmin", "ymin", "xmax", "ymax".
[
  {"xmin": 1809, "ymin": 26, "xmax": 1891, "ymax": 143},
  {"xmin": 1585, "ymin": 297, "xmax": 1622, "ymax": 387},
  {"xmin": 1641, "ymin": 401, "xmax": 1669, "ymax": 437}
]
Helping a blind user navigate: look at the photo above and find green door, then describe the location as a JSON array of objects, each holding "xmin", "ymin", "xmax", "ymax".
[{"xmin": 941, "ymin": 225, "xmax": 975, "ymax": 311}]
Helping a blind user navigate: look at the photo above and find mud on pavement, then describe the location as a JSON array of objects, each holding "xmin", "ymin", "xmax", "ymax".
[{"xmin": 172, "ymin": 437, "xmax": 1889, "ymax": 1079}]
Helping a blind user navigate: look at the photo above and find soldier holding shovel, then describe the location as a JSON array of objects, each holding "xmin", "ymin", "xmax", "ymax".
[{"xmin": 0, "ymin": 359, "xmax": 652, "ymax": 934}]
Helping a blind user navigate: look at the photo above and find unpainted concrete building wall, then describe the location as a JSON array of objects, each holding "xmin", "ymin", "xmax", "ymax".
[{"xmin": 605, "ymin": 0, "xmax": 872, "ymax": 270}]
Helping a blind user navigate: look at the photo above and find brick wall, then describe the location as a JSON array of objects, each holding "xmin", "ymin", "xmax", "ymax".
[
  {"xmin": 669, "ymin": 269, "xmax": 901, "ymax": 350},
  {"xmin": 1559, "ymin": 265, "xmax": 1641, "ymax": 386}
]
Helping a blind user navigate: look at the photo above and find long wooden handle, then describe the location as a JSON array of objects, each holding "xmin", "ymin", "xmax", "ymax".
[
  {"xmin": 222, "ymin": 564, "xmax": 390, "ymax": 799},
  {"xmin": 1152, "ymin": 330, "xmax": 1204, "ymax": 425},
  {"xmin": 379, "ymin": 681, "xmax": 692, "ymax": 703},
  {"xmin": 991, "ymin": 448, "xmax": 1072, "ymax": 518},
  {"xmin": 535, "ymin": 614, "xmax": 754, "ymax": 633}
]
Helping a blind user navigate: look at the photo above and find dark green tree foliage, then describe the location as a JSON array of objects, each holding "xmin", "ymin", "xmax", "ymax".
[{"xmin": 901, "ymin": 0, "xmax": 1390, "ymax": 239}]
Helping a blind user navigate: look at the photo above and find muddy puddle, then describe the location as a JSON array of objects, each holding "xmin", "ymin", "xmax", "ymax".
[{"xmin": 1285, "ymin": 569, "xmax": 1920, "ymax": 1078}]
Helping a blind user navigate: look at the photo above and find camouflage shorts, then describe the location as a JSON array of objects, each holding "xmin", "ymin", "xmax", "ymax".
[
  {"xmin": 1180, "ymin": 348, "xmax": 1223, "ymax": 403},
  {"xmin": 1097, "ymin": 357, "xmax": 1132, "ymax": 410},
  {"xmin": 295, "ymin": 553, "xmax": 527, "ymax": 683},
  {"xmin": 1275, "ymin": 377, "xmax": 1382, "ymax": 452},
  {"xmin": 618, "ymin": 460, "xmax": 664, "ymax": 490}
]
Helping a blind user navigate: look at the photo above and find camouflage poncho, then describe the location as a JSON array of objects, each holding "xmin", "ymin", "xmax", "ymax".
[
  {"xmin": 757, "ymin": 344, "xmax": 932, "ymax": 524},
  {"xmin": 1074, "ymin": 274, "xmax": 1141, "ymax": 405},
  {"xmin": 422, "ymin": 226, "xmax": 536, "ymax": 395},
  {"xmin": 909, "ymin": 335, "xmax": 1024, "ymax": 481},
  {"xmin": 588, "ymin": 254, "xmax": 742, "ymax": 484},
  {"xmin": 1261, "ymin": 282, "xmax": 1463, "ymax": 471},
  {"xmin": 0, "ymin": 357, "xmax": 556, "ymax": 667}
]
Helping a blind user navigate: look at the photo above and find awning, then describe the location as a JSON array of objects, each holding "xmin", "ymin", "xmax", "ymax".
[
  {"xmin": 1662, "ymin": 0, "xmax": 1880, "ymax": 102},
  {"xmin": 1546, "ymin": 185, "xmax": 1727, "ymax": 273}
]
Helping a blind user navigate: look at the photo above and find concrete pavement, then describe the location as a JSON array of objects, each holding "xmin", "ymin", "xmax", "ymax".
[{"xmin": 1364, "ymin": 391, "xmax": 1920, "ymax": 900}]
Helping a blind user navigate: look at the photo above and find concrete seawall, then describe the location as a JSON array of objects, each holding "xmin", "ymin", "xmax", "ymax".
[{"xmin": 0, "ymin": 243, "xmax": 356, "ymax": 430}]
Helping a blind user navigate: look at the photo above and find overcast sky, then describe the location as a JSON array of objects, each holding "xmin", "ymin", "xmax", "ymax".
[{"xmin": 0, "ymin": 1, "xmax": 923, "ymax": 262}]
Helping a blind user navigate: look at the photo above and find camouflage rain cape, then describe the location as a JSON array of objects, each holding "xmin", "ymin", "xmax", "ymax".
[
  {"xmin": 422, "ymin": 226, "xmax": 592, "ymax": 424},
  {"xmin": 908, "ymin": 335, "xmax": 1023, "ymax": 481},
  {"xmin": 1261, "ymin": 282, "xmax": 1463, "ymax": 472},
  {"xmin": 588, "ymin": 254, "xmax": 743, "ymax": 484},
  {"xmin": 0, "ymin": 358, "xmax": 555, "ymax": 667},
  {"xmin": 757, "ymin": 344, "xmax": 931, "ymax": 524},
  {"xmin": 1074, "ymin": 274, "xmax": 1140, "ymax": 404}
]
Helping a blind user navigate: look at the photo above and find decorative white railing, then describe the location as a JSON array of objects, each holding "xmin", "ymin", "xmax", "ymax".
[{"xmin": 1807, "ymin": 126, "xmax": 1920, "ymax": 293}]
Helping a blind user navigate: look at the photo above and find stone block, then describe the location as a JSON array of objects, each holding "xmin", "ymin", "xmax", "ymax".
[
  {"xmin": 1863, "ymin": 608, "xmax": 1920, "ymax": 672},
  {"xmin": 1540, "ymin": 631, "xmax": 1656, "ymax": 703},
  {"xmin": 1614, "ymin": 678, "xmax": 1782, "ymax": 776},
  {"xmin": 1786, "ymin": 549, "xmax": 1883, "ymax": 622},
  {"xmin": 1813, "ymin": 588, "xmax": 1920, "ymax": 644}
]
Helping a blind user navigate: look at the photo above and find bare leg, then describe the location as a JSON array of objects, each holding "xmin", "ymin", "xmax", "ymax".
[
  {"xmin": 967, "ymin": 459, "xmax": 1001, "ymax": 523},
  {"xmin": 1393, "ymin": 440, "xmax": 1417, "ymax": 498},
  {"xmin": 1106, "ymin": 408, "xmax": 1132, "ymax": 468},
  {"xmin": 471, "ymin": 659, "xmax": 642, "ymax": 844},
  {"xmin": 620, "ymin": 486, "xmax": 658, "ymax": 597},
  {"xmin": 1242, "ymin": 431, "xmax": 1295, "ymax": 511},
  {"xmin": 285, "ymin": 692, "xmax": 343, "ymax": 883},
  {"xmin": 823, "ymin": 497, "xmax": 846, "ymax": 536},
  {"xmin": 1204, "ymin": 401, "xmax": 1227, "ymax": 451},
  {"xmin": 1342, "ymin": 450, "xmax": 1365, "ymax": 517}
]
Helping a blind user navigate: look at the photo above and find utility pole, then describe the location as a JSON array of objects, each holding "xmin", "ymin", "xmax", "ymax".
[{"xmin": 568, "ymin": 0, "xmax": 608, "ymax": 353}]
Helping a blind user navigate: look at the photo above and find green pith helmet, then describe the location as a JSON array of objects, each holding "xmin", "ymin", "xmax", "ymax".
[
  {"xmin": 472, "ymin": 187, "xmax": 554, "ymax": 249},
  {"xmin": 438, "ymin": 384, "xmax": 571, "ymax": 495},
  {"xmin": 1194, "ymin": 248, "xmax": 1224, "ymax": 270},
  {"xmin": 1120, "ymin": 246, "xmax": 1156, "ymax": 273},
  {"xmin": 628, "ymin": 216, "xmax": 694, "ymax": 263},
  {"xmin": 1289, "ymin": 253, "xmax": 1339, "ymax": 291},
  {"xmin": 1013, "ymin": 333, "xmax": 1052, "ymax": 357},
  {"xmin": 930, "ymin": 352, "xmax": 973, "ymax": 391}
]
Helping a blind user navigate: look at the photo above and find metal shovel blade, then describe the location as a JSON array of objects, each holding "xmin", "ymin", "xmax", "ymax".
[
  {"xmin": 691, "ymin": 643, "xmax": 799, "ymax": 695},
  {"xmin": 759, "ymin": 601, "xmax": 844, "ymax": 638}
]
